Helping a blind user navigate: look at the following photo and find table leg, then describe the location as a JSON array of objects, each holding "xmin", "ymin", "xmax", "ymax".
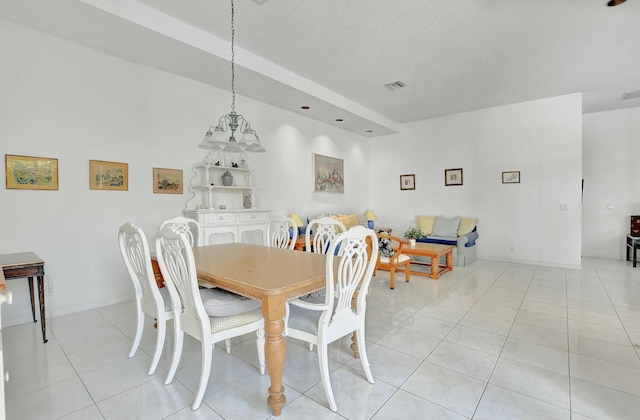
[
  {"xmin": 634, "ymin": 240, "xmax": 638, "ymax": 268},
  {"xmin": 446, "ymin": 251, "xmax": 453, "ymax": 271},
  {"xmin": 28, "ymin": 276, "xmax": 37, "ymax": 322},
  {"xmin": 37, "ymin": 275, "xmax": 48, "ymax": 343},
  {"xmin": 430, "ymin": 256, "xmax": 440, "ymax": 279},
  {"xmin": 263, "ymin": 295, "xmax": 286, "ymax": 416}
]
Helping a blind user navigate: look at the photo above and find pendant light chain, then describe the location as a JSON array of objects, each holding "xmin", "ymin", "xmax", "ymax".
[
  {"xmin": 230, "ymin": 0, "xmax": 236, "ymax": 113},
  {"xmin": 197, "ymin": 0, "xmax": 265, "ymax": 153}
]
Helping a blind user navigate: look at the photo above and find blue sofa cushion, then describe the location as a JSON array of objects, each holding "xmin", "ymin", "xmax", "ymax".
[
  {"xmin": 465, "ymin": 230, "xmax": 479, "ymax": 247},
  {"xmin": 417, "ymin": 236, "xmax": 457, "ymax": 246},
  {"xmin": 416, "ymin": 226, "xmax": 479, "ymax": 248}
]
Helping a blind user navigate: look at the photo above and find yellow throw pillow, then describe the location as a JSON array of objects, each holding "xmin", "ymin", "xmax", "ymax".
[
  {"xmin": 458, "ymin": 217, "xmax": 478, "ymax": 236},
  {"xmin": 331, "ymin": 214, "xmax": 351, "ymax": 229},
  {"xmin": 288, "ymin": 213, "xmax": 304, "ymax": 227},
  {"xmin": 417, "ymin": 215, "xmax": 437, "ymax": 236},
  {"xmin": 345, "ymin": 214, "xmax": 359, "ymax": 229}
]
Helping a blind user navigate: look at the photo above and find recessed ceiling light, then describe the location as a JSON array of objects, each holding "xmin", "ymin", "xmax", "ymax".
[
  {"xmin": 607, "ymin": 0, "xmax": 626, "ymax": 6},
  {"xmin": 335, "ymin": 118, "xmax": 343, "ymax": 122},
  {"xmin": 301, "ymin": 106, "xmax": 310, "ymax": 110}
]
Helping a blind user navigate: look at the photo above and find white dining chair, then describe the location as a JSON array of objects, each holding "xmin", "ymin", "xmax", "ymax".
[
  {"xmin": 159, "ymin": 216, "xmax": 201, "ymax": 246},
  {"xmin": 156, "ymin": 224, "xmax": 266, "ymax": 410},
  {"xmin": 285, "ymin": 225, "xmax": 378, "ymax": 411},
  {"xmin": 118, "ymin": 222, "xmax": 173, "ymax": 375},
  {"xmin": 266, "ymin": 216, "xmax": 298, "ymax": 250},
  {"xmin": 305, "ymin": 216, "xmax": 346, "ymax": 254}
]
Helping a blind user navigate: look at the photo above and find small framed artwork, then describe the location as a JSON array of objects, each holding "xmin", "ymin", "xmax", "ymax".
[
  {"xmin": 445, "ymin": 168, "xmax": 463, "ymax": 186},
  {"xmin": 313, "ymin": 153, "xmax": 344, "ymax": 193},
  {"xmin": 89, "ymin": 160, "xmax": 128, "ymax": 191},
  {"xmin": 400, "ymin": 174, "xmax": 415, "ymax": 190},
  {"xmin": 5, "ymin": 154, "xmax": 58, "ymax": 190},
  {"xmin": 502, "ymin": 171, "xmax": 520, "ymax": 184},
  {"xmin": 153, "ymin": 167, "xmax": 183, "ymax": 194}
]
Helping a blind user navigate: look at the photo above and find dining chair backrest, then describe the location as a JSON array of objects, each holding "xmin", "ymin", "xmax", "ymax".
[
  {"xmin": 118, "ymin": 222, "xmax": 173, "ymax": 374},
  {"xmin": 159, "ymin": 216, "xmax": 201, "ymax": 247},
  {"xmin": 285, "ymin": 225, "xmax": 378, "ymax": 411},
  {"xmin": 305, "ymin": 216, "xmax": 346, "ymax": 254},
  {"xmin": 118, "ymin": 222, "xmax": 164, "ymax": 320},
  {"xmin": 267, "ymin": 216, "xmax": 298, "ymax": 250},
  {"xmin": 156, "ymin": 224, "xmax": 266, "ymax": 411},
  {"xmin": 155, "ymin": 224, "xmax": 207, "ymax": 341},
  {"xmin": 324, "ymin": 225, "xmax": 378, "ymax": 329}
]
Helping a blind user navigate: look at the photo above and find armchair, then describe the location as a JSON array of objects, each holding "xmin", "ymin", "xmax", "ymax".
[{"xmin": 374, "ymin": 233, "xmax": 411, "ymax": 289}]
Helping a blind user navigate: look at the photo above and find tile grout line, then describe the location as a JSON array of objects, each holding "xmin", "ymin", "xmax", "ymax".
[{"xmin": 469, "ymin": 263, "xmax": 537, "ymax": 419}]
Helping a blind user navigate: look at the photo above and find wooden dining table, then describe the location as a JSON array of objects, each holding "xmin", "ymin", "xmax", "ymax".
[{"xmin": 191, "ymin": 243, "xmax": 334, "ymax": 416}]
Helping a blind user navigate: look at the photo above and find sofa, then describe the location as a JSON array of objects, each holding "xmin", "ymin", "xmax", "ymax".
[
  {"xmin": 413, "ymin": 215, "xmax": 479, "ymax": 267},
  {"xmin": 299, "ymin": 213, "xmax": 370, "ymax": 232}
]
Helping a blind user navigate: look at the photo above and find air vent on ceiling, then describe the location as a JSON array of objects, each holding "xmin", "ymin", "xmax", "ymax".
[
  {"xmin": 384, "ymin": 81, "xmax": 407, "ymax": 91},
  {"xmin": 621, "ymin": 90, "xmax": 640, "ymax": 101}
]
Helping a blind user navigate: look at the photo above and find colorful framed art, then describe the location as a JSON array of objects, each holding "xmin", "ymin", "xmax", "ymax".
[
  {"xmin": 89, "ymin": 160, "xmax": 128, "ymax": 191},
  {"xmin": 153, "ymin": 167, "xmax": 183, "ymax": 194},
  {"xmin": 5, "ymin": 154, "xmax": 58, "ymax": 190}
]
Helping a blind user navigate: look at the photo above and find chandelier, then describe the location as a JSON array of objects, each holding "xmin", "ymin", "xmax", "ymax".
[{"xmin": 199, "ymin": 0, "xmax": 266, "ymax": 155}]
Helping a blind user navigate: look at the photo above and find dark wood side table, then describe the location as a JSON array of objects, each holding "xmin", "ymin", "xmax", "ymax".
[{"xmin": 0, "ymin": 252, "xmax": 47, "ymax": 343}]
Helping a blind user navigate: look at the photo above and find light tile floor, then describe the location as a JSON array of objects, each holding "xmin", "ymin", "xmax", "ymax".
[{"xmin": 6, "ymin": 258, "xmax": 640, "ymax": 419}]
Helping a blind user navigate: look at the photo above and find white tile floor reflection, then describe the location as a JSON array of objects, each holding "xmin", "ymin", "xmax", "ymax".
[{"xmin": 7, "ymin": 258, "xmax": 640, "ymax": 419}]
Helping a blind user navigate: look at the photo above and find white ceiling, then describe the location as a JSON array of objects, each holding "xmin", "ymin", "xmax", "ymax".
[{"xmin": 2, "ymin": 0, "xmax": 640, "ymax": 137}]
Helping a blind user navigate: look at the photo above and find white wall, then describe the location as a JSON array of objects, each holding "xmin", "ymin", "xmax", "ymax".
[
  {"xmin": 0, "ymin": 20, "xmax": 369, "ymax": 326},
  {"xmin": 0, "ymin": 18, "xmax": 595, "ymax": 328},
  {"xmin": 583, "ymin": 106, "xmax": 640, "ymax": 259},
  {"xmin": 369, "ymin": 94, "xmax": 583, "ymax": 269}
]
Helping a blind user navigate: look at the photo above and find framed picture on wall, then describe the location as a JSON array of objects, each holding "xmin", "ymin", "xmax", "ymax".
[
  {"xmin": 5, "ymin": 154, "xmax": 58, "ymax": 190},
  {"xmin": 89, "ymin": 160, "xmax": 128, "ymax": 191},
  {"xmin": 445, "ymin": 168, "xmax": 463, "ymax": 186},
  {"xmin": 153, "ymin": 167, "xmax": 183, "ymax": 194},
  {"xmin": 313, "ymin": 153, "xmax": 344, "ymax": 193},
  {"xmin": 502, "ymin": 171, "xmax": 520, "ymax": 184},
  {"xmin": 400, "ymin": 174, "xmax": 415, "ymax": 190}
]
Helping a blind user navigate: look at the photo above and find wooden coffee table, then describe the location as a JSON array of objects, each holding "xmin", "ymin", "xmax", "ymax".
[{"xmin": 403, "ymin": 243, "xmax": 454, "ymax": 279}]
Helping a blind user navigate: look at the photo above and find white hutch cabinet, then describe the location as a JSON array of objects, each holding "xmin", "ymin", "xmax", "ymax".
[{"xmin": 183, "ymin": 160, "xmax": 269, "ymax": 246}]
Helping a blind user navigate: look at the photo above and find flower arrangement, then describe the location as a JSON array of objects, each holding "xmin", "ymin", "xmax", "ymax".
[{"xmin": 404, "ymin": 227, "xmax": 425, "ymax": 240}]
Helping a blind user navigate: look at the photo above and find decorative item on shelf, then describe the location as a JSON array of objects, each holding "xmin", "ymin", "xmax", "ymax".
[
  {"xmin": 219, "ymin": 204, "xmax": 226, "ymax": 209},
  {"xmin": 221, "ymin": 170, "xmax": 233, "ymax": 186},
  {"xmin": 198, "ymin": 0, "xmax": 266, "ymax": 155},
  {"xmin": 231, "ymin": 162, "xmax": 239, "ymax": 168},
  {"xmin": 243, "ymin": 191, "xmax": 254, "ymax": 209},
  {"xmin": 214, "ymin": 161, "xmax": 221, "ymax": 166},
  {"xmin": 365, "ymin": 210, "xmax": 377, "ymax": 229},
  {"xmin": 240, "ymin": 159, "xmax": 248, "ymax": 169}
]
